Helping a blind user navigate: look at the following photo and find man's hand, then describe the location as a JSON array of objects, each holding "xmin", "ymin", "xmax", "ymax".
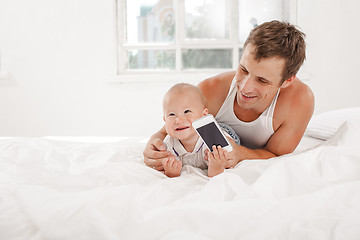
[
  {"xmin": 223, "ymin": 137, "xmax": 240, "ymax": 168},
  {"xmin": 224, "ymin": 137, "xmax": 279, "ymax": 166},
  {"xmin": 143, "ymin": 138, "xmax": 171, "ymax": 171}
]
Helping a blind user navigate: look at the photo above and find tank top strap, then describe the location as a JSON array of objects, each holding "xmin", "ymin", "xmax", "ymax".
[
  {"xmin": 263, "ymin": 89, "xmax": 280, "ymax": 118},
  {"xmin": 226, "ymin": 76, "xmax": 237, "ymax": 98}
]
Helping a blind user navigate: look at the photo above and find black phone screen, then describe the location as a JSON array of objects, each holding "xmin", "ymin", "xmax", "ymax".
[{"xmin": 196, "ymin": 122, "xmax": 228, "ymax": 151}]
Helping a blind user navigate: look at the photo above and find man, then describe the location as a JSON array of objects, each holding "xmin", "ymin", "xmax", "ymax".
[{"xmin": 144, "ymin": 20, "xmax": 314, "ymax": 170}]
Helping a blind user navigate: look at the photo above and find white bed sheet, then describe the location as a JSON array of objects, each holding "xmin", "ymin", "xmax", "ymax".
[{"xmin": 1, "ymin": 121, "xmax": 360, "ymax": 240}]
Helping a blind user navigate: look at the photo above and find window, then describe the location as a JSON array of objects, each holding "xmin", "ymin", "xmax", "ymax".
[{"xmin": 115, "ymin": 0, "xmax": 297, "ymax": 79}]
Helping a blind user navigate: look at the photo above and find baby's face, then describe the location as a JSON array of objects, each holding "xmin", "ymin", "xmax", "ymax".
[{"xmin": 163, "ymin": 92, "xmax": 208, "ymax": 142}]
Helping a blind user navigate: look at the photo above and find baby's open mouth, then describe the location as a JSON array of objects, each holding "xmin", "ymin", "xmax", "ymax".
[{"xmin": 176, "ymin": 126, "xmax": 190, "ymax": 131}]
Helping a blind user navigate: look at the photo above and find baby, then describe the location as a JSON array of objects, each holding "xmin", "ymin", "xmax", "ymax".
[{"xmin": 162, "ymin": 83, "xmax": 235, "ymax": 177}]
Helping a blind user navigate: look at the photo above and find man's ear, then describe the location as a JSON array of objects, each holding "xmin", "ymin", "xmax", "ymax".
[
  {"xmin": 203, "ymin": 108, "xmax": 209, "ymax": 116},
  {"xmin": 281, "ymin": 75, "xmax": 296, "ymax": 89}
]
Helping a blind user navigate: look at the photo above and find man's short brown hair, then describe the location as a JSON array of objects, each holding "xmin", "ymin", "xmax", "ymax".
[{"xmin": 244, "ymin": 20, "xmax": 306, "ymax": 83}]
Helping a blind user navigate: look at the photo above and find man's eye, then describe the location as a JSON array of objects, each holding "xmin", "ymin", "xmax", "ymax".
[
  {"xmin": 241, "ymin": 68, "xmax": 248, "ymax": 74},
  {"xmin": 258, "ymin": 78, "xmax": 269, "ymax": 84}
]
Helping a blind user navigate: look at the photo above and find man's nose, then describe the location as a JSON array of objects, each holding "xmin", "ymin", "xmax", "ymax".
[{"xmin": 239, "ymin": 75, "xmax": 255, "ymax": 92}]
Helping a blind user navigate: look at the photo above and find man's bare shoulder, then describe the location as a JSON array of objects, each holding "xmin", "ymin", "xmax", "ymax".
[
  {"xmin": 285, "ymin": 78, "xmax": 314, "ymax": 107},
  {"xmin": 277, "ymin": 78, "xmax": 314, "ymax": 123},
  {"xmin": 197, "ymin": 71, "xmax": 236, "ymax": 115},
  {"xmin": 198, "ymin": 71, "xmax": 235, "ymax": 93}
]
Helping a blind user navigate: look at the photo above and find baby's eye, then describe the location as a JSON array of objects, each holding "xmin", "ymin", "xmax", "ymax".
[
  {"xmin": 168, "ymin": 113, "xmax": 175, "ymax": 117},
  {"xmin": 184, "ymin": 110, "xmax": 191, "ymax": 114}
]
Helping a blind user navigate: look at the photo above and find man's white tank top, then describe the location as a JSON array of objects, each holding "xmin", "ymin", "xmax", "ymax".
[{"xmin": 215, "ymin": 77, "xmax": 280, "ymax": 149}]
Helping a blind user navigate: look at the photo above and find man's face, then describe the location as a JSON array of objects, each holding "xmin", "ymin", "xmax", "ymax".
[{"xmin": 235, "ymin": 43, "xmax": 285, "ymax": 111}]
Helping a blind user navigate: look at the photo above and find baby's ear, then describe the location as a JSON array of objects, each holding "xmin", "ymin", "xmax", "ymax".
[
  {"xmin": 203, "ymin": 108, "xmax": 209, "ymax": 115},
  {"xmin": 163, "ymin": 116, "xmax": 166, "ymax": 122}
]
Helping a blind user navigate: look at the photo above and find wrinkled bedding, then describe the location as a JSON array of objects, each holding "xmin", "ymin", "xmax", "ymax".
[{"xmin": 1, "ymin": 121, "xmax": 360, "ymax": 240}]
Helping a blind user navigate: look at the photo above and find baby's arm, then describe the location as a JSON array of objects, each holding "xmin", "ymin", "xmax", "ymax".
[
  {"xmin": 207, "ymin": 145, "xmax": 228, "ymax": 177},
  {"xmin": 161, "ymin": 137, "xmax": 182, "ymax": 177}
]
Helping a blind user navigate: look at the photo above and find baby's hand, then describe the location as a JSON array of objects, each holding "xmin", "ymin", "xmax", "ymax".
[
  {"xmin": 207, "ymin": 145, "xmax": 228, "ymax": 177},
  {"xmin": 162, "ymin": 156, "xmax": 182, "ymax": 178}
]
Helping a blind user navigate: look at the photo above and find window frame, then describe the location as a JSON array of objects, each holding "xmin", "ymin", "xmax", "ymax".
[{"xmin": 113, "ymin": 0, "xmax": 298, "ymax": 82}]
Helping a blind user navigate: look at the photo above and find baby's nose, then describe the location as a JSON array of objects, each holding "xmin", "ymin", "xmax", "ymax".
[{"xmin": 176, "ymin": 116, "xmax": 185, "ymax": 123}]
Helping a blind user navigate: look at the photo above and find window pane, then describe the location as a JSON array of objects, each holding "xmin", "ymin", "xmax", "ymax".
[
  {"xmin": 185, "ymin": 0, "xmax": 230, "ymax": 40},
  {"xmin": 239, "ymin": 47, "xmax": 243, "ymax": 62},
  {"xmin": 127, "ymin": 50, "xmax": 175, "ymax": 69},
  {"xmin": 239, "ymin": 0, "xmax": 286, "ymax": 43},
  {"xmin": 126, "ymin": 0, "xmax": 175, "ymax": 44},
  {"xmin": 182, "ymin": 49, "xmax": 232, "ymax": 69}
]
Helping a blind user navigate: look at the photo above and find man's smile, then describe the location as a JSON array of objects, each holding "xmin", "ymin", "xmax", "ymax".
[{"xmin": 241, "ymin": 91, "xmax": 257, "ymax": 99}]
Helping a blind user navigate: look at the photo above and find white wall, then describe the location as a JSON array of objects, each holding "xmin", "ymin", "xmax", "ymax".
[
  {"xmin": 0, "ymin": 0, "xmax": 168, "ymax": 137},
  {"xmin": 297, "ymin": 0, "xmax": 360, "ymax": 113},
  {"xmin": 0, "ymin": 0, "xmax": 359, "ymax": 137}
]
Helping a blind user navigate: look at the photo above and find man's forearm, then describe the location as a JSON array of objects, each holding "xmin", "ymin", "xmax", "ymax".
[
  {"xmin": 143, "ymin": 125, "xmax": 169, "ymax": 170},
  {"xmin": 234, "ymin": 144, "xmax": 277, "ymax": 162},
  {"xmin": 150, "ymin": 125, "xmax": 167, "ymax": 142}
]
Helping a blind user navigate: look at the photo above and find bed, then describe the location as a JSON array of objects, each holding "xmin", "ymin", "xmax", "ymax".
[{"xmin": 1, "ymin": 107, "xmax": 360, "ymax": 240}]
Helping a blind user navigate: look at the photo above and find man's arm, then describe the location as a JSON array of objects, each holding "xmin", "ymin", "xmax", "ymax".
[
  {"xmin": 265, "ymin": 82, "xmax": 315, "ymax": 155},
  {"xmin": 143, "ymin": 125, "xmax": 171, "ymax": 170},
  {"xmin": 226, "ymin": 80, "xmax": 315, "ymax": 166},
  {"xmin": 226, "ymin": 116, "xmax": 308, "ymax": 166},
  {"xmin": 223, "ymin": 142, "xmax": 276, "ymax": 168}
]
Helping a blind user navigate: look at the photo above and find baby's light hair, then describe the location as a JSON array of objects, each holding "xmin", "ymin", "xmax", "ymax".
[{"xmin": 163, "ymin": 83, "xmax": 207, "ymax": 109}]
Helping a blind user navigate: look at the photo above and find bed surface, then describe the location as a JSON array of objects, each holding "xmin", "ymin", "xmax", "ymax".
[{"xmin": 1, "ymin": 119, "xmax": 360, "ymax": 239}]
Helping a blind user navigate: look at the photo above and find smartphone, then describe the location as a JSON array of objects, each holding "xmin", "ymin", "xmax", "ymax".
[{"xmin": 192, "ymin": 114, "xmax": 233, "ymax": 152}]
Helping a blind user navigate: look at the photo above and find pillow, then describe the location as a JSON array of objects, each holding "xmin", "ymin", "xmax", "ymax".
[
  {"xmin": 323, "ymin": 121, "xmax": 360, "ymax": 147},
  {"xmin": 305, "ymin": 107, "xmax": 360, "ymax": 140}
]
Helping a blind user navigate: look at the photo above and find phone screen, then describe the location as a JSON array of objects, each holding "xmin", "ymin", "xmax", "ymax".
[{"xmin": 196, "ymin": 122, "xmax": 228, "ymax": 151}]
